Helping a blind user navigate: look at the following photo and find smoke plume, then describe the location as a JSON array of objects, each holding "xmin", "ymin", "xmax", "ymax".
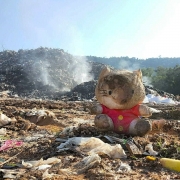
[{"xmin": 118, "ymin": 59, "xmax": 140, "ymax": 71}]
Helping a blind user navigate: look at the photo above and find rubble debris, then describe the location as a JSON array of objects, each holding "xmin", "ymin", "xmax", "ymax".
[
  {"xmin": 59, "ymin": 118, "xmax": 94, "ymax": 137},
  {"xmin": 0, "ymin": 92, "xmax": 180, "ymax": 179},
  {"xmin": 25, "ymin": 108, "xmax": 59, "ymax": 126},
  {"xmin": 144, "ymin": 143, "xmax": 158, "ymax": 156},
  {"xmin": 125, "ymin": 140, "xmax": 142, "ymax": 156}
]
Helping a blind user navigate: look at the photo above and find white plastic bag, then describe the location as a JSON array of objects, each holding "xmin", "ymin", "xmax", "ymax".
[
  {"xmin": 57, "ymin": 137, "xmax": 127, "ymax": 159},
  {"xmin": 0, "ymin": 113, "xmax": 12, "ymax": 126},
  {"xmin": 74, "ymin": 154, "xmax": 101, "ymax": 173}
]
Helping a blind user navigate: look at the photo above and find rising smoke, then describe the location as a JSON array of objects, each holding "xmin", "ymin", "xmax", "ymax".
[
  {"xmin": 142, "ymin": 76, "xmax": 153, "ymax": 87},
  {"xmin": 70, "ymin": 56, "xmax": 93, "ymax": 84},
  {"xmin": 118, "ymin": 59, "xmax": 153, "ymax": 87},
  {"xmin": 19, "ymin": 48, "xmax": 94, "ymax": 92},
  {"xmin": 118, "ymin": 59, "xmax": 140, "ymax": 71}
]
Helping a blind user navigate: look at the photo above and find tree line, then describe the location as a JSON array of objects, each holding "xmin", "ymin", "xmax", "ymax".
[
  {"xmin": 142, "ymin": 65, "xmax": 180, "ymax": 95},
  {"xmin": 87, "ymin": 56, "xmax": 180, "ymax": 69}
]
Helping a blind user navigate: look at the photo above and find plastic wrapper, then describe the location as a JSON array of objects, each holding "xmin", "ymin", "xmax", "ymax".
[
  {"xmin": 57, "ymin": 137, "xmax": 127, "ymax": 159},
  {"xmin": 0, "ymin": 128, "xmax": 6, "ymax": 135},
  {"xmin": 144, "ymin": 143, "xmax": 158, "ymax": 156},
  {"xmin": 74, "ymin": 154, "xmax": 101, "ymax": 173},
  {"xmin": 22, "ymin": 157, "xmax": 61, "ymax": 169},
  {"xmin": 117, "ymin": 162, "xmax": 131, "ymax": 173},
  {"xmin": 0, "ymin": 113, "xmax": 12, "ymax": 126},
  {"xmin": 0, "ymin": 140, "xmax": 23, "ymax": 151}
]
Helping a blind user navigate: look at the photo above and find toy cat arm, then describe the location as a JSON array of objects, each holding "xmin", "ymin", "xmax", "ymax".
[
  {"xmin": 89, "ymin": 103, "xmax": 103, "ymax": 115},
  {"xmin": 139, "ymin": 104, "xmax": 161, "ymax": 117}
]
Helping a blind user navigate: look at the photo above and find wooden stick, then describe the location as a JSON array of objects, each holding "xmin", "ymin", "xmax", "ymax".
[{"xmin": 0, "ymin": 150, "xmax": 22, "ymax": 167}]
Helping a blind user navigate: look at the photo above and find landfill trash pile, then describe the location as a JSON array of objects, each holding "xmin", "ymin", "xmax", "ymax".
[
  {"xmin": 64, "ymin": 80, "xmax": 98, "ymax": 101},
  {"xmin": 0, "ymin": 47, "xmax": 106, "ymax": 100},
  {"xmin": 0, "ymin": 48, "xmax": 180, "ymax": 179},
  {"xmin": 0, "ymin": 47, "xmax": 177, "ymax": 102},
  {"xmin": 67, "ymin": 81, "xmax": 178, "ymax": 104},
  {"xmin": 0, "ymin": 97, "xmax": 180, "ymax": 179}
]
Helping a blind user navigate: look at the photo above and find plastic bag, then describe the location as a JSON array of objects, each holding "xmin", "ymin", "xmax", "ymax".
[
  {"xmin": 57, "ymin": 137, "xmax": 127, "ymax": 159},
  {"xmin": 0, "ymin": 113, "xmax": 12, "ymax": 126},
  {"xmin": 0, "ymin": 140, "xmax": 23, "ymax": 151},
  {"xmin": 74, "ymin": 154, "xmax": 101, "ymax": 173}
]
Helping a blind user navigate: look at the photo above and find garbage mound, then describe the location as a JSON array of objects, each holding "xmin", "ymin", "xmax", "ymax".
[
  {"xmin": 0, "ymin": 47, "xmax": 176, "ymax": 101},
  {"xmin": 0, "ymin": 47, "xmax": 106, "ymax": 99}
]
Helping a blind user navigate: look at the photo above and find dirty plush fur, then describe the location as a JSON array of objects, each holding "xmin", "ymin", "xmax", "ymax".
[
  {"xmin": 95, "ymin": 67, "xmax": 145, "ymax": 110},
  {"xmin": 91, "ymin": 67, "xmax": 154, "ymax": 136}
]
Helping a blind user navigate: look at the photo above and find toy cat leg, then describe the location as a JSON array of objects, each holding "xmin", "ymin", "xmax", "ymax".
[
  {"xmin": 94, "ymin": 114, "xmax": 152, "ymax": 136},
  {"xmin": 90, "ymin": 103, "xmax": 152, "ymax": 136},
  {"xmin": 94, "ymin": 114, "xmax": 114, "ymax": 131},
  {"xmin": 89, "ymin": 103, "xmax": 103, "ymax": 115},
  {"xmin": 128, "ymin": 118, "xmax": 152, "ymax": 136}
]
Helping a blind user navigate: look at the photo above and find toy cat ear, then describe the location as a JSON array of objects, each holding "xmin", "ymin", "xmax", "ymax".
[
  {"xmin": 99, "ymin": 66, "xmax": 111, "ymax": 78},
  {"xmin": 133, "ymin": 69, "xmax": 142, "ymax": 78}
]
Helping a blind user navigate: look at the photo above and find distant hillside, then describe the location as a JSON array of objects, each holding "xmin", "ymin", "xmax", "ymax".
[{"xmin": 86, "ymin": 56, "xmax": 180, "ymax": 69}]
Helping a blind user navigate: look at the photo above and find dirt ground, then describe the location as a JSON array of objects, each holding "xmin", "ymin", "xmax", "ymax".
[{"xmin": 0, "ymin": 97, "xmax": 180, "ymax": 180}]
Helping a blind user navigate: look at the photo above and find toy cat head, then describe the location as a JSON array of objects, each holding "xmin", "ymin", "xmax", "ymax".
[{"xmin": 95, "ymin": 67, "xmax": 145, "ymax": 109}]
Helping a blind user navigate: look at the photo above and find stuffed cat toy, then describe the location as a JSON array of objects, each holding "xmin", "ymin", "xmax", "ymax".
[{"xmin": 90, "ymin": 66, "xmax": 159, "ymax": 136}]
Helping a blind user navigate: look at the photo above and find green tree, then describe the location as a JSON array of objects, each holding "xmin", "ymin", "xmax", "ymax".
[
  {"xmin": 151, "ymin": 66, "xmax": 167, "ymax": 90},
  {"xmin": 141, "ymin": 67, "xmax": 154, "ymax": 78}
]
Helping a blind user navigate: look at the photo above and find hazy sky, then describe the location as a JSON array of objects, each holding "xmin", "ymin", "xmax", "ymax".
[{"xmin": 0, "ymin": 0, "xmax": 180, "ymax": 59}]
